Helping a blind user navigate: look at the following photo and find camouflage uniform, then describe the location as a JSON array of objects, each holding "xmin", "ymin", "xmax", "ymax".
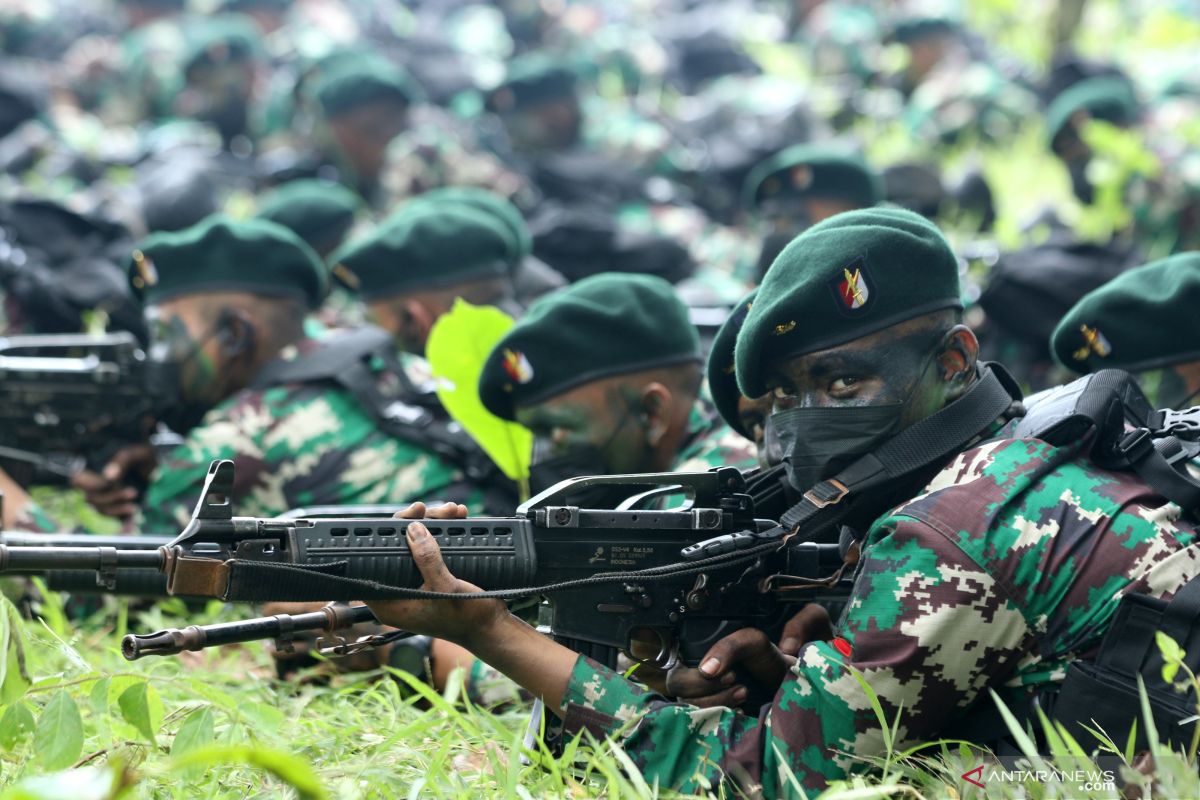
[
  {"xmin": 140, "ymin": 338, "xmax": 482, "ymax": 533},
  {"xmin": 12, "ymin": 502, "xmax": 57, "ymax": 533},
  {"xmin": 673, "ymin": 398, "xmax": 758, "ymax": 473},
  {"xmin": 557, "ymin": 434, "xmax": 1200, "ymax": 795}
]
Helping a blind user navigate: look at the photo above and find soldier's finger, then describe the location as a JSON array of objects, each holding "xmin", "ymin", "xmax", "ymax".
[
  {"xmin": 71, "ymin": 470, "xmax": 107, "ymax": 491},
  {"xmin": 683, "ymin": 685, "xmax": 749, "ymax": 709},
  {"xmin": 426, "ymin": 503, "xmax": 468, "ymax": 520},
  {"xmin": 665, "ymin": 666, "xmax": 733, "ymax": 698},
  {"xmin": 698, "ymin": 628, "xmax": 773, "ymax": 677},
  {"xmin": 86, "ymin": 487, "xmax": 138, "ymax": 511},
  {"xmin": 105, "ymin": 444, "xmax": 156, "ymax": 480},
  {"xmin": 392, "ymin": 502, "xmax": 426, "ymax": 520},
  {"xmin": 406, "ymin": 522, "xmax": 456, "ymax": 592},
  {"xmin": 778, "ymin": 604, "xmax": 833, "ymax": 655}
]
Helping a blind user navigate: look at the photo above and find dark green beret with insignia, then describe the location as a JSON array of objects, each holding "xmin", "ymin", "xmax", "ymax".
[
  {"xmin": 255, "ymin": 179, "xmax": 363, "ymax": 251},
  {"xmin": 331, "ymin": 203, "xmax": 512, "ymax": 300},
  {"xmin": 485, "ymin": 55, "xmax": 578, "ymax": 114},
  {"xmin": 407, "ymin": 187, "xmax": 531, "ymax": 267},
  {"xmin": 131, "ymin": 215, "xmax": 327, "ymax": 309},
  {"xmin": 743, "ymin": 145, "xmax": 883, "ymax": 213},
  {"xmin": 1051, "ymin": 253, "xmax": 1200, "ymax": 373},
  {"xmin": 182, "ymin": 16, "xmax": 260, "ymax": 77},
  {"xmin": 314, "ymin": 54, "xmax": 421, "ymax": 119},
  {"xmin": 479, "ymin": 273, "xmax": 702, "ymax": 421},
  {"xmin": 707, "ymin": 289, "xmax": 758, "ymax": 438},
  {"xmin": 888, "ymin": 16, "xmax": 958, "ymax": 45},
  {"xmin": 1045, "ymin": 76, "xmax": 1139, "ymax": 147},
  {"xmin": 736, "ymin": 207, "xmax": 962, "ymax": 397}
]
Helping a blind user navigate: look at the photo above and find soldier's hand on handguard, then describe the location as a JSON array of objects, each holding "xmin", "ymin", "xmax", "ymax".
[
  {"xmin": 72, "ymin": 444, "xmax": 158, "ymax": 519},
  {"xmin": 366, "ymin": 502, "xmax": 510, "ymax": 649},
  {"xmin": 664, "ymin": 604, "xmax": 833, "ymax": 709}
]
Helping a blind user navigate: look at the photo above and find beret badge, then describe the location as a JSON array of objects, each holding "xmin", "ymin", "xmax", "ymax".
[
  {"xmin": 1072, "ymin": 324, "xmax": 1112, "ymax": 361},
  {"xmin": 502, "ymin": 348, "xmax": 534, "ymax": 385},
  {"xmin": 828, "ymin": 261, "xmax": 873, "ymax": 315}
]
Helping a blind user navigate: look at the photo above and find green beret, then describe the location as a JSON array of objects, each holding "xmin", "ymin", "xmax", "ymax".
[
  {"xmin": 707, "ymin": 289, "xmax": 758, "ymax": 438},
  {"xmin": 331, "ymin": 204, "xmax": 512, "ymax": 299},
  {"xmin": 888, "ymin": 16, "xmax": 958, "ymax": 44},
  {"xmin": 314, "ymin": 55, "xmax": 420, "ymax": 119},
  {"xmin": 132, "ymin": 215, "xmax": 327, "ymax": 309},
  {"xmin": 743, "ymin": 145, "xmax": 883, "ymax": 212},
  {"xmin": 1051, "ymin": 253, "xmax": 1200, "ymax": 373},
  {"xmin": 479, "ymin": 273, "xmax": 701, "ymax": 421},
  {"xmin": 408, "ymin": 187, "xmax": 531, "ymax": 265},
  {"xmin": 736, "ymin": 207, "xmax": 961, "ymax": 397},
  {"xmin": 485, "ymin": 55, "xmax": 578, "ymax": 114},
  {"xmin": 219, "ymin": 0, "xmax": 288, "ymax": 11},
  {"xmin": 182, "ymin": 16, "xmax": 260, "ymax": 77},
  {"xmin": 255, "ymin": 180, "xmax": 363, "ymax": 249},
  {"xmin": 1045, "ymin": 77, "xmax": 1139, "ymax": 146}
]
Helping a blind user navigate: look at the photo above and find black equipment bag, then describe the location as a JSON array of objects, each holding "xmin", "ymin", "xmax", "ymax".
[{"xmin": 1051, "ymin": 577, "xmax": 1200, "ymax": 751}]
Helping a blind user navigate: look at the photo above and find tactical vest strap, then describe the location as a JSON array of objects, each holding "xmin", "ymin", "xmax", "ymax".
[
  {"xmin": 250, "ymin": 326, "xmax": 516, "ymax": 509},
  {"xmin": 1017, "ymin": 368, "xmax": 1200, "ymax": 515}
]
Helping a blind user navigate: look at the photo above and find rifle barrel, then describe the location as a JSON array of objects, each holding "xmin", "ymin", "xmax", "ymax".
[
  {"xmin": 122, "ymin": 604, "xmax": 376, "ymax": 660},
  {"xmin": 0, "ymin": 545, "xmax": 164, "ymax": 572}
]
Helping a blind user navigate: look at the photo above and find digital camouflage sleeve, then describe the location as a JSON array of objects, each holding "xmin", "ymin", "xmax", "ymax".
[
  {"xmin": 558, "ymin": 437, "xmax": 1200, "ymax": 795},
  {"xmin": 140, "ymin": 379, "xmax": 483, "ymax": 533}
]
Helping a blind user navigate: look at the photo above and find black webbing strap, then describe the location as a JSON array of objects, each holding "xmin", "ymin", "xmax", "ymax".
[
  {"xmin": 252, "ymin": 327, "xmax": 398, "ymax": 389},
  {"xmin": 779, "ymin": 364, "xmax": 1019, "ymax": 539}
]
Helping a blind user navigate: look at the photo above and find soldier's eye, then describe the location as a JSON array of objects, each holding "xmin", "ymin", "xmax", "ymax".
[{"xmin": 829, "ymin": 376, "xmax": 862, "ymax": 394}]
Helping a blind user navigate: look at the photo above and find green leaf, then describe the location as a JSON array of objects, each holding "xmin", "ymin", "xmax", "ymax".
[
  {"xmin": 0, "ymin": 596, "xmax": 30, "ymax": 704},
  {"xmin": 425, "ymin": 299, "xmax": 533, "ymax": 483},
  {"xmin": 34, "ymin": 691, "xmax": 83, "ymax": 770},
  {"xmin": 170, "ymin": 744, "xmax": 327, "ymax": 800},
  {"xmin": 0, "ymin": 701, "xmax": 35, "ymax": 750},
  {"xmin": 88, "ymin": 677, "xmax": 110, "ymax": 719},
  {"xmin": 171, "ymin": 706, "xmax": 214, "ymax": 756},
  {"xmin": 1157, "ymin": 631, "xmax": 1186, "ymax": 684},
  {"xmin": 0, "ymin": 764, "xmax": 125, "ymax": 800},
  {"xmin": 117, "ymin": 682, "xmax": 163, "ymax": 744}
]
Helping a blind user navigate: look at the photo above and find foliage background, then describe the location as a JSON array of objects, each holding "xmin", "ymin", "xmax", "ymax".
[{"xmin": 4, "ymin": 0, "xmax": 1200, "ymax": 796}]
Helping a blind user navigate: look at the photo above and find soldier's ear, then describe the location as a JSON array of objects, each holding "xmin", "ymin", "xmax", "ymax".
[
  {"xmin": 936, "ymin": 325, "xmax": 979, "ymax": 391},
  {"xmin": 639, "ymin": 382, "xmax": 673, "ymax": 446},
  {"xmin": 401, "ymin": 299, "xmax": 437, "ymax": 346}
]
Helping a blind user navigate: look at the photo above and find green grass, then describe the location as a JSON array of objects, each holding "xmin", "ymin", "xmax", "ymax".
[{"xmin": 2, "ymin": 592, "xmax": 1199, "ymax": 799}]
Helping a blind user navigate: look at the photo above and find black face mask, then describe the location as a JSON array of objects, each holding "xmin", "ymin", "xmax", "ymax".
[
  {"xmin": 770, "ymin": 354, "xmax": 937, "ymax": 493},
  {"xmin": 527, "ymin": 405, "xmax": 647, "ymax": 507}
]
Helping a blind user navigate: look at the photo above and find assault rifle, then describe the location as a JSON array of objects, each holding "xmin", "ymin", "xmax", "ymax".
[
  {"xmin": 0, "ymin": 460, "xmax": 849, "ymax": 670},
  {"xmin": 0, "ymin": 332, "xmax": 176, "ymax": 482}
]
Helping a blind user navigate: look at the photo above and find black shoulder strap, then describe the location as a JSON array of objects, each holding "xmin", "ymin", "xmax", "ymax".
[
  {"xmin": 252, "ymin": 327, "xmax": 398, "ymax": 389},
  {"xmin": 251, "ymin": 327, "xmax": 462, "ymax": 456}
]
